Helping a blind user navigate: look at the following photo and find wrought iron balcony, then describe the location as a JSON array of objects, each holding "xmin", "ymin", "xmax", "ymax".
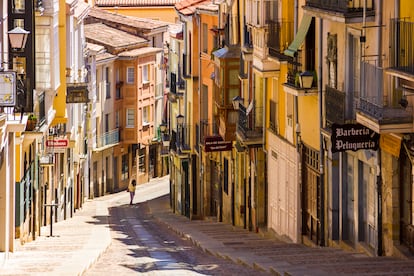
[
  {"xmin": 168, "ymin": 72, "xmax": 184, "ymax": 102},
  {"xmin": 356, "ymin": 62, "xmax": 413, "ymax": 133},
  {"xmin": 236, "ymin": 104, "xmax": 263, "ymax": 145},
  {"xmin": 268, "ymin": 20, "xmax": 293, "ymax": 60},
  {"xmin": 175, "ymin": 124, "xmax": 191, "ymax": 155},
  {"xmin": 305, "ymin": 0, "xmax": 374, "ymax": 21},
  {"xmin": 97, "ymin": 128, "xmax": 119, "ymax": 148},
  {"xmin": 389, "ymin": 19, "xmax": 414, "ymax": 77}
]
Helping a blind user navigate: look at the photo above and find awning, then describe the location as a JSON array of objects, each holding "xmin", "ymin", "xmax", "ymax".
[{"xmin": 284, "ymin": 14, "xmax": 313, "ymax": 57}]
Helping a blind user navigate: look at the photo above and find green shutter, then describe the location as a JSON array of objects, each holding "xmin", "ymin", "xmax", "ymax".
[{"xmin": 284, "ymin": 14, "xmax": 313, "ymax": 57}]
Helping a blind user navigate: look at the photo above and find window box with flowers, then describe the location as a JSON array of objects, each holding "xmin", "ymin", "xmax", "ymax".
[{"xmin": 26, "ymin": 114, "xmax": 37, "ymax": 131}]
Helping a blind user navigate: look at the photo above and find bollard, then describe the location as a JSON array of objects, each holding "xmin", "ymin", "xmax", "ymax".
[{"xmin": 43, "ymin": 203, "xmax": 58, "ymax": 237}]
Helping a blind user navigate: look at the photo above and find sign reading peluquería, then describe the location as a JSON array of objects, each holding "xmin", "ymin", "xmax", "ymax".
[{"xmin": 331, "ymin": 123, "xmax": 379, "ymax": 153}]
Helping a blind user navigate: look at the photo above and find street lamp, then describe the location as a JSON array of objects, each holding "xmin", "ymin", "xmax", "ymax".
[
  {"xmin": 160, "ymin": 121, "xmax": 170, "ymax": 147},
  {"xmin": 299, "ymin": 71, "xmax": 314, "ymax": 89},
  {"xmin": 8, "ymin": 26, "xmax": 30, "ymax": 51},
  {"xmin": 176, "ymin": 114, "xmax": 184, "ymax": 125},
  {"xmin": 160, "ymin": 122, "xmax": 167, "ymax": 133},
  {"xmin": 232, "ymin": 95, "xmax": 244, "ymax": 110}
]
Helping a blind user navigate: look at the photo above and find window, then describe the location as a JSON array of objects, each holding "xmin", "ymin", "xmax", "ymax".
[
  {"xmin": 105, "ymin": 67, "xmax": 110, "ymax": 98},
  {"xmin": 203, "ymin": 23, "xmax": 208, "ymax": 53},
  {"xmin": 126, "ymin": 67, "xmax": 135, "ymax": 84},
  {"xmin": 202, "ymin": 84, "xmax": 209, "ymax": 120},
  {"xmin": 126, "ymin": 109, "xmax": 135, "ymax": 128},
  {"xmin": 115, "ymin": 111, "xmax": 119, "ymax": 128},
  {"xmin": 264, "ymin": 0, "xmax": 278, "ymax": 23},
  {"xmin": 269, "ymin": 100, "xmax": 277, "ymax": 132},
  {"xmin": 142, "ymin": 64, "xmax": 149, "ymax": 84},
  {"xmin": 13, "ymin": 0, "xmax": 25, "ymax": 13},
  {"xmin": 105, "ymin": 114, "xmax": 109, "ymax": 132},
  {"xmin": 121, "ymin": 154, "xmax": 128, "ymax": 180},
  {"xmin": 142, "ymin": 106, "xmax": 149, "ymax": 125},
  {"xmin": 116, "ymin": 68, "xmax": 121, "ymax": 99},
  {"xmin": 139, "ymin": 148, "xmax": 146, "ymax": 173}
]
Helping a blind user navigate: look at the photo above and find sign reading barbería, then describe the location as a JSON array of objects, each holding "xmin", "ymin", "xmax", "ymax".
[{"xmin": 331, "ymin": 123, "xmax": 379, "ymax": 153}]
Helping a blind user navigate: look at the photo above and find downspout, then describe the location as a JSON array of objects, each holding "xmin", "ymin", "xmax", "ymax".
[
  {"xmin": 197, "ymin": 11, "xmax": 203, "ymax": 219},
  {"xmin": 294, "ymin": 0, "xmax": 301, "ymax": 243},
  {"xmin": 263, "ymin": 78, "xmax": 267, "ymax": 229},
  {"xmin": 319, "ymin": 17, "xmax": 325, "ymax": 247},
  {"xmin": 376, "ymin": 0, "xmax": 383, "ymax": 257}
]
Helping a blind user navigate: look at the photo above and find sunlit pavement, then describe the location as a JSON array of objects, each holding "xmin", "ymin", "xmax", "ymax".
[{"xmin": 2, "ymin": 175, "xmax": 414, "ymax": 275}]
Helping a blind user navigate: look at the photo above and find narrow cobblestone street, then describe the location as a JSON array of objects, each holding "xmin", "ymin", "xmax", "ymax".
[
  {"xmin": 84, "ymin": 201, "xmax": 270, "ymax": 275},
  {"xmin": 2, "ymin": 176, "xmax": 414, "ymax": 276}
]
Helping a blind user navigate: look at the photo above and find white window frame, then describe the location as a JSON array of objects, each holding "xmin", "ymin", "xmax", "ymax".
[
  {"xmin": 142, "ymin": 106, "xmax": 150, "ymax": 126},
  {"xmin": 142, "ymin": 64, "xmax": 149, "ymax": 84},
  {"xmin": 126, "ymin": 108, "xmax": 135, "ymax": 128},
  {"xmin": 126, "ymin": 67, "xmax": 135, "ymax": 84}
]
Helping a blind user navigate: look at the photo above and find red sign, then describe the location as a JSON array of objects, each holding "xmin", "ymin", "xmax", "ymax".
[
  {"xmin": 46, "ymin": 139, "xmax": 69, "ymax": 148},
  {"xmin": 204, "ymin": 136, "xmax": 232, "ymax": 152}
]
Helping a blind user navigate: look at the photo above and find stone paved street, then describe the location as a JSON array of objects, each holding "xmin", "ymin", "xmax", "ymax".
[{"xmin": 2, "ymin": 175, "xmax": 414, "ymax": 275}]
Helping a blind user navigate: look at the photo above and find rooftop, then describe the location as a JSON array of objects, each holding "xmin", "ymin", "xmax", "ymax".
[
  {"xmin": 87, "ymin": 7, "xmax": 169, "ymax": 35},
  {"xmin": 85, "ymin": 23, "xmax": 149, "ymax": 54},
  {"xmin": 95, "ymin": 0, "xmax": 180, "ymax": 7},
  {"xmin": 175, "ymin": 0, "xmax": 214, "ymax": 16}
]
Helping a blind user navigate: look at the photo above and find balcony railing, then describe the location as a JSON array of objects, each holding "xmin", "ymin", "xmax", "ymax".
[
  {"xmin": 356, "ymin": 62, "xmax": 412, "ymax": 124},
  {"xmin": 176, "ymin": 124, "xmax": 191, "ymax": 153},
  {"xmin": 237, "ymin": 104, "xmax": 263, "ymax": 141},
  {"xmin": 305, "ymin": 0, "xmax": 374, "ymax": 14},
  {"xmin": 243, "ymin": 23, "xmax": 253, "ymax": 50},
  {"xmin": 268, "ymin": 20, "xmax": 293, "ymax": 59},
  {"xmin": 97, "ymin": 128, "xmax": 119, "ymax": 148},
  {"xmin": 390, "ymin": 19, "xmax": 414, "ymax": 75}
]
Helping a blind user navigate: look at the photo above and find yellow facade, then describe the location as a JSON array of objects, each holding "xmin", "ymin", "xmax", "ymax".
[
  {"xmin": 298, "ymin": 95, "xmax": 319, "ymax": 150},
  {"xmin": 400, "ymin": 1, "xmax": 414, "ymax": 18},
  {"xmin": 53, "ymin": 0, "xmax": 68, "ymax": 125}
]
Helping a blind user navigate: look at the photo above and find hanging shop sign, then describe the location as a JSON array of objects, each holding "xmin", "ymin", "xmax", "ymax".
[
  {"xmin": 66, "ymin": 83, "xmax": 89, "ymax": 103},
  {"xmin": 204, "ymin": 135, "xmax": 232, "ymax": 152},
  {"xmin": 331, "ymin": 123, "xmax": 379, "ymax": 153},
  {"xmin": 380, "ymin": 133, "xmax": 402, "ymax": 158},
  {"xmin": 46, "ymin": 138, "xmax": 69, "ymax": 153},
  {"xmin": 0, "ymin": 72, "xmax": 16, "ymax": 107}
]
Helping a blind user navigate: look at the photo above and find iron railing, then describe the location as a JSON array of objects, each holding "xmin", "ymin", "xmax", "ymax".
[
  {"xmin": 356, "ymin": 62, "xmax": 412, "ymax": 123},
  {"xmin": 97, "ymin": 128, "xmax": 119, "ymax": 148},
  {"xmin": 237, "ymin": 104, "xmax": 263, "ymax": 140},
  {"xmin": 306, "ymin": 0, "xmax": 374, "ymax": 13},
  {"xmin": 268, "ymin": 20, "xmax": 293, "ymax": 59},
  {"xmin": 390, "ymin": 18, "xmax": 414, "ymax": 75}
]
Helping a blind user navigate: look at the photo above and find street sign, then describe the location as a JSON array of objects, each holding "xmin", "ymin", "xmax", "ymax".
[
  {"xmin": 204, "ymin": 135, "xmax": 232, "ymax": 152},
  {"xmin": 46, "ymin": 139, "xmax": 68, "ymax": 153},
  {"xmin": 331, "ymin": 123, "xmax": 379, "ymax": 153}
]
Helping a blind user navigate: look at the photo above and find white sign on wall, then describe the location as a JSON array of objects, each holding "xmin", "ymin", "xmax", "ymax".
[{"xmin": 0, "ymin": 71, "xmax": 16, "ymax": 107}]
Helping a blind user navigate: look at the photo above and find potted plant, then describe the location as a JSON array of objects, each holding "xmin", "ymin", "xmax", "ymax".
[{"xmin": 26, "ymin": 114, "xmax": 37, "ymax": 131}]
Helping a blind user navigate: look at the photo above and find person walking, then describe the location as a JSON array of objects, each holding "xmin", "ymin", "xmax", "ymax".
[{"xmin": 128, "ymin": 178, "xmax": 137, "ymax": 205}]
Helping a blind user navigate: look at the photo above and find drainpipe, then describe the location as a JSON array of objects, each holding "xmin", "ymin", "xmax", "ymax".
[
  {"xmin": 197, "ymin": 11, "xmax": 203, "ymax": 219},
  {"xmin": 262, "ymin": 78, "xmax": 267, "ymax": 229},
  {"xmin": 319, "ymin": 17, "xmax": 325, "ymax": 247},
  {"xmin": 376, "ymin": 0, "xmax": 383, "ymax": 257},
  {"xmin": 294, "ymin": 0, "xmax": 301, "ymax": 244}
]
